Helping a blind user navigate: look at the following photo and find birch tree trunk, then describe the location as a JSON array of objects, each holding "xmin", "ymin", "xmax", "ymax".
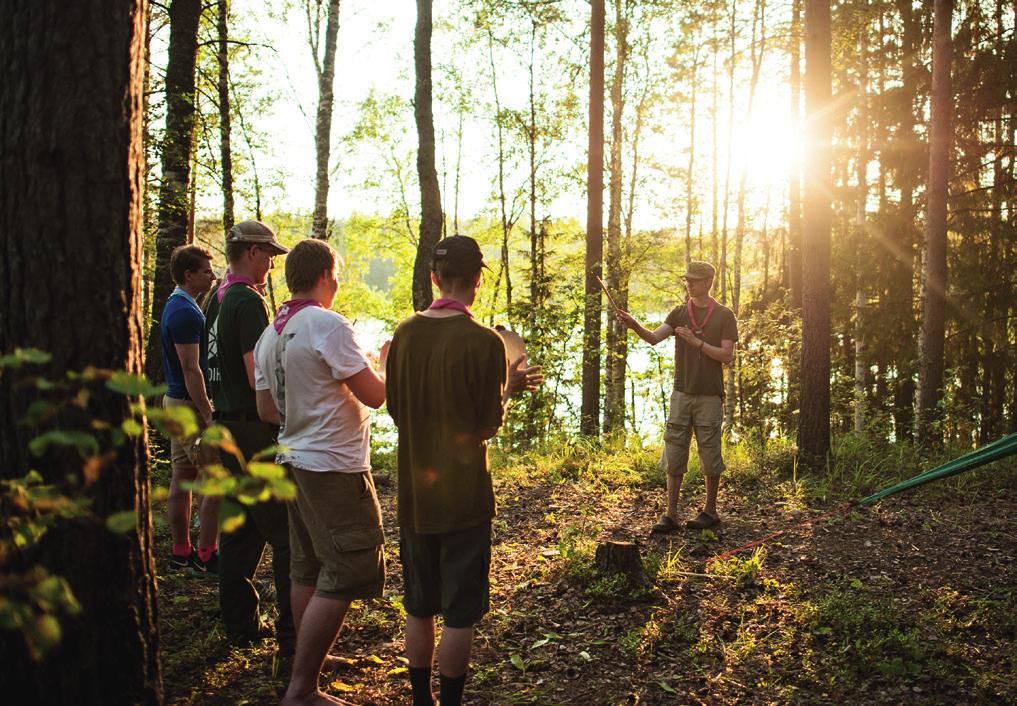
[
  {"xmin": 412, "ymin": 0, "xmax": 443, "ymax": 310},
  {"xmin": 311, "ymin": 0, "xmax": 341, "ymax": 240}
]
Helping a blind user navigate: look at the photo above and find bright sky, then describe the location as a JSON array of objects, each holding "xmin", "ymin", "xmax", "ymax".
[{"xmin": 172, "ymin": 0, "xmax": 796, "ymax": 235}]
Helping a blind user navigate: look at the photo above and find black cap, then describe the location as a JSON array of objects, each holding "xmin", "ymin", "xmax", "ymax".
[{"xmin": 431, "ymin": 235, "xmax": 490, "ymax": 275}]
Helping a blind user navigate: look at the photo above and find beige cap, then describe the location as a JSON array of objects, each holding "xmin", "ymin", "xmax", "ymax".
[{"xmin": 226, "ymin": 220, "xmax": 289, "ymax": 254}]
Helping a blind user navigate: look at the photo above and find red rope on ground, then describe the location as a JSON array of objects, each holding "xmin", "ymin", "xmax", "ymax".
[{"xmin": 705, "ymin": 503, "xmax": 854, "ymax": 566}]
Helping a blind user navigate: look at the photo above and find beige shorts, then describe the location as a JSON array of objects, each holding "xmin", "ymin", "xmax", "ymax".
[
  {"xmin": 163, "ymin": 396, "xmax": 203, "ymax": 478},
  {"xmin": 659, "ymin": 390, "xmax": 726, "ymax": 477},
  {"xmin": 287, "ymin": 466, "xmax": 385, "ymax": 601}
]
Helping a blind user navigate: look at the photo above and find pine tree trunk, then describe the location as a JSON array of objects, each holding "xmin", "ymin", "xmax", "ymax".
[
  {"xmin": 412, "ymin": 0, "xmax": 443, "ymax": 311},
  {"xmin": 0, "ymin": 1, "xmax": 160, "ymax": 701},
  {"xmin": 604, "ymin": 0, "xmax": 627, "ymax": 434},
  {"xmin": 311, "ymin": 0, "xmax": 341, "ymax": 240},
  {"xmin": 797, "ymin": 0, "xmax": 832, "ymax": 473},
  {"xmin": 853, "ymin": 26, "xmax": 869, "ymax": 434},
  {"xmin": 144, "ymin": 0, "xmax": 202, "ymax": 383},
  {"xmin": 917, "ymin": 0, "xmax": 954, "ymax": 448},
  {"xmin": 684, "ymin": 46, "xmax": 699, "ymax": 265},
  {"xmin": 581, "ymin": 0, "xmax": 606, "ymax": 436},
  {"xmin": 217, "ymin": 0, "xmax": 235, "ymax": 233}
]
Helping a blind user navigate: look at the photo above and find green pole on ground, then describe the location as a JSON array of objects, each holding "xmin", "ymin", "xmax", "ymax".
[{"xmin": 857, "ymin": 432, "xmax": 1017, "ymax": 506}]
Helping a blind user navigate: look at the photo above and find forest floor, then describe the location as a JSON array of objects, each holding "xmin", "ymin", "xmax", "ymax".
[{"xmin": 155, "ymin": 437, "xmax": 1017, "ymax": 705}]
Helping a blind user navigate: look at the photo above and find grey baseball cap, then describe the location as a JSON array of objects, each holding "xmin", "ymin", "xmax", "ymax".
[{"xmin": 225, "ymin": 220, "xmax": 289, "ymax": 254}]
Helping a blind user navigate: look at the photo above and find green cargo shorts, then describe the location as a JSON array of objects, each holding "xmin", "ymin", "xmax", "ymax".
[
  {"xmin": 659, "ymin": 389, "xmax": 726, "ymax": 477},
  {"xmin": 399, "ymin": 522, "xmax": 491, "ymax": 628},
  {"xmin": 287, "ymin": 466, "xmax": 385, "ymax": 602}
]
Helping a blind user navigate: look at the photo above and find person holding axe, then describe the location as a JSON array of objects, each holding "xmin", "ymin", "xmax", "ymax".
[{"xmin": 614, "ymin": 261, "xmax": 737, "ymax": 532}]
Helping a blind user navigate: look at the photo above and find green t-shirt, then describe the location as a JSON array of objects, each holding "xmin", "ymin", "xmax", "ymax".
[
  {"xmin": 664, "ymin": 300, "xmax": 738, "ymax": 397},
  {"xmin": 203, "ymin": 283, "xmax": 269, "ymax": 413},
  {"xmin": 385, "ymin": 313, "xmax": 507, "ymax": 534}
]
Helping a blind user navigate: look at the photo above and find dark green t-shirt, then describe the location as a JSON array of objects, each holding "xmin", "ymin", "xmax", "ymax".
[
  {"xmin": 664, "ymin": 300, "xmax": 738, "ymax": 397},
  {"xmin": 385, "ymin": 313, "xmax": 507, "ymax": 534},
  {"xmin": 203, "ymin": 283, "xmax": 269, "ymax": 413}
]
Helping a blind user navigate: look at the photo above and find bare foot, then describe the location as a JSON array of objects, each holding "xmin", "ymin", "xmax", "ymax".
[{"xmin": 322, "ymin": 654, "xmax": 355, "ymax": 673}]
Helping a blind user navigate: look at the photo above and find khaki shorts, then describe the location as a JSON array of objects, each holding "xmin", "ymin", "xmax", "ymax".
[
  {"xmin": 287, "ymin": 466, "xmax": 385, "ymax": 601},
  {"xmin": 659, "ymin": 390, "xmax": 726, "ymax": 477},
  {"xmin": 163, "ymin": 396, "xmax": 203, "ymax": 477}
]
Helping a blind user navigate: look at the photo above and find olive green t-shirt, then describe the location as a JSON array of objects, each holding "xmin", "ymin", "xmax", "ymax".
[
  {"xmin": 203, "ymin": 283, "xmax": 269, "ymax": 413},
  {"xmin": 663, "ymin": 300, "xmax": 738, "ymax": 397},
  {"xmin": 385, "ymin": 313, "xmax": 507, "ymax": 534}
]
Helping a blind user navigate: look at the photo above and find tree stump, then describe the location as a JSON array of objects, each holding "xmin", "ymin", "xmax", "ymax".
[{"xmin": 595, "ymin": 541, "xmax": 650, "ymax": 587}]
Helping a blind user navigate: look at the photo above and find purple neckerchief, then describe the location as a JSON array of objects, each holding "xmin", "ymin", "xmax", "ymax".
[
  {"xmin": 273, "ymin": 299, "xmax": 322, "ymax": 334},
  {"xmin": 429, "ymin": 298, "xmax": 473, "ymax": 317},
  {"xmin": 216, "ymin": 273, "xmax": 256, "ymax": 302}
]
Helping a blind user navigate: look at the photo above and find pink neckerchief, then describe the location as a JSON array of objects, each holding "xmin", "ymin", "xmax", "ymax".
[
  {"xmin": 216, "ymin": 273, "xmax": 256, "ymax": 302},
  {"xmin": 687, "ymin": 297, "xmax": 717, "ymax": 336},
  {"xmin": 273, "ymin": 299, "xmax": 322, "ymax": 334},
  {"xmin": 428, "ymin": 298, "xmax": 473, "ymax": 318}
]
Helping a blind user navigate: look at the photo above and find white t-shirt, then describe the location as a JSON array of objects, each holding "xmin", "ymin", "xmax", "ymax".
[{"xmin": 254, "ymin": 307, "xmax": 371, "ymax": 473}]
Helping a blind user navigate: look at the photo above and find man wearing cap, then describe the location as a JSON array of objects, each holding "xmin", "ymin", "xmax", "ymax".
[
  {"xmin": 617, "ymin": 260, "xmax": 737, "ymax": 532},
  {"xmin": 203, "ymin": 220, "xmax": 295, "ymax": 650},
  {"xmin": 386, "ymin": 235, "xmax": 542, "ymax": 706}
]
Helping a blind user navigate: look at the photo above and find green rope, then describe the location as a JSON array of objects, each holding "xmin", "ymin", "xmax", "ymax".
[{"xmin": 857, "ymin": 432, "xmax": 1017, "ymax": 506}]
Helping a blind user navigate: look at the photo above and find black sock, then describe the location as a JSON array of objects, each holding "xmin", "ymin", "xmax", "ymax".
[
  {"xmin": 409, "ymin": 666, "xmax": 433, "ymax": 706},
  {"xmin": 439, "ymin": 673, "xmax": 467, "ymax": 706}
]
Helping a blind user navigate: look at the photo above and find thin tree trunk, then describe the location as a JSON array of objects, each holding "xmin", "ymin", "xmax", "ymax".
[
  {"xmin": 528, "ymin": 19, "xmax": 539, "ymax": 335},
  {"xmin": 711, "ymin": 10, "xmax": 720, "ymax": 266},
  {"xmin": 684, "ymin": 45, "xmax": 700, "ymax": 267},
  {"xmin": 488, "ymin": 31, "xmax": 513, "ymax": 319},
  {"xmin": 798, "ymin": 0, "xmax": 832, "ymax": 473},
  {"xmin": 217, "ymin": 0, "xmax": 235, "ymax": 233},
  {"xmin": 311, "ymin": 0, "xmax": 341, "ymax": 240},
  {"xmin": 917, "ymin": 0, "xmax": 954, "ymax": 448},
  {"xmin": 720, "ymin": 0, "xmax": 736, "ymax": 304},
  {"xmin": 0, "ymin": 1, "xmax": 160, "ymax": 700},
  {"xmin": 412, "ymin": 0, "xmax": 443, "ymax": 310},
  {"xmin": 145, "ymin": 0, "xmax": 202, "ymax": 383},
  {"xmin": 853, "ymin": 24, "xmax": 869, "ymax": 434},
  {"xmin": 581, "ymin": 0, "xmax": 606, "ymax": 436},
  {"xmin": 788, "ymin": 0, "xmax": 803, "ymax": 308},
  {"xmin": 604, "ymin": 0, "xmax": 627, "ymax": 434}
]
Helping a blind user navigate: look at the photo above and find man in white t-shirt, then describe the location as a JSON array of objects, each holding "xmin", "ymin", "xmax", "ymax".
[{"xmin": 254, "ymin": 239, "xmax": 388, "ymax": 706}]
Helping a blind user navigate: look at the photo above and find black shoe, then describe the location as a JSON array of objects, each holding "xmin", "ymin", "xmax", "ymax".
[
  {"xmin": 168, "ymin": 549, "xmax": 195, "ymax": 573},
  {"xmin": 189, "ymin": 549, "xmax": 219, "ymax": 576}
]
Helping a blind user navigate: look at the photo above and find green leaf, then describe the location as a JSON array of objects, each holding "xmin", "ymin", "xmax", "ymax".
[
  {"xmin": 219, "ymin": 500, "xmax": 246, "ymax": 533},
  {"xmin": 0, "ymin": 348, "xmax": 52, "ymax": 369},
  {"xmin": 105, "ymin": 371, "xmax": 166, "ymax": 397},
  {"xmin": 531, "ymin": 638, "xmax": 550, "ymax": 649},
  {"xmin": 509, "ymin": 654, "xmax": 526, "ymax": 671},
  {"xmin": 365, "ymin": 654, "xmax": 384, "ymax": 664},
  {"xmin": 247, "ymin": 462, "xmax": 285, "ymax": 480},
  {"xmin": 579, "ymin": 650, "xmax": 591, "ymax": 661},
  {"xmin": 387, "ymin": 666, "xmax": 408, "ymax": 676},
  {"xmin": 850, "ymin": 578, "xmax": 864, "ymax": 590},
  {"xmin": 105, "ymin": 511, "xmax": 137, "ymax": 534},
  {"xmin": 121, "ymin": 419, "xmax": 144, "ymax": 437},
  {"xmin": 658, "ymin": 681, "xmax": 677, "ymax": 694},
  {"xmin": 29, "ymin": 430, "xmax": 99, "ymax": 458}
]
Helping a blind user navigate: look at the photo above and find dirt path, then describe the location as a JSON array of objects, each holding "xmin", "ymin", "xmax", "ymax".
[{"xmin": 160, "ymin": 459, "xmax": 1017, "ymax": 705}]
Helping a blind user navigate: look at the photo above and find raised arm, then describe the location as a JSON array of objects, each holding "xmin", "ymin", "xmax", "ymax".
[{"xmin": 616, "ymin": 310, "xmax": 674, "ymax": 345}]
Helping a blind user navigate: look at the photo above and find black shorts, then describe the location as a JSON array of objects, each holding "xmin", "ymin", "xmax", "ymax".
[{"xmin": 399, "ymin": 522, "xmax": 491, "ymax": 628}]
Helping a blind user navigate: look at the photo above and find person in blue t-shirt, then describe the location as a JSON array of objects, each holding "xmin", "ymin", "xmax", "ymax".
[{"xmin": 160, "ymin": 244, "xmax": 220, "ymax": 575}]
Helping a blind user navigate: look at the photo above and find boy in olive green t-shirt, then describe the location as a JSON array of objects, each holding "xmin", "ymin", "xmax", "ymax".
[{"xmin": 386, "ymin": 236, "xmax": 541, "ymax": 706}]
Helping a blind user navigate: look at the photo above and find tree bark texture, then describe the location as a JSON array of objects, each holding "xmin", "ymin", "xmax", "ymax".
[
  {"xmin": 312, "ymin": 0, "xmax": 341, "ymax": 240},
  {"xmin": 604, "ymin": 0, "xmax": 627, "ymax": 434},
  {"xmin": 412, "ymin": 0, "xmax": 443, "ymax": 311},
  {"xmin": 581, "ymin": 0, "xmax": 606, "ymax": 436},
  {"xmin": 144, "ymin": 0, "xmax": 202, "ymax": 383},
  {"xmin": 917, "ymin": 0, "xmax": 953, "ymax": 447},
  {"xmin": 217, "ymin": 0, "xmax": 235, "ymax": 234},
  {"xmin": 853, "ymin": 25, "xmax": 869, "ymax": 434},
  {"xmin": 797, "ymin": 0, "xmax": 832, "ymax": 473},
  {"xmin": 788, "ymin": 0, "xmax": 803, "ymax": 308},
  {"xmin": 0, "ymin": 1, "xmax": 161, "ymax": 702}
]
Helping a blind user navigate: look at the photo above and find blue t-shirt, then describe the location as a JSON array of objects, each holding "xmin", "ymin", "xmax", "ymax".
[{"xmin": 160, "ymin": 288, "xmax": 209, "ymax": 400}]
